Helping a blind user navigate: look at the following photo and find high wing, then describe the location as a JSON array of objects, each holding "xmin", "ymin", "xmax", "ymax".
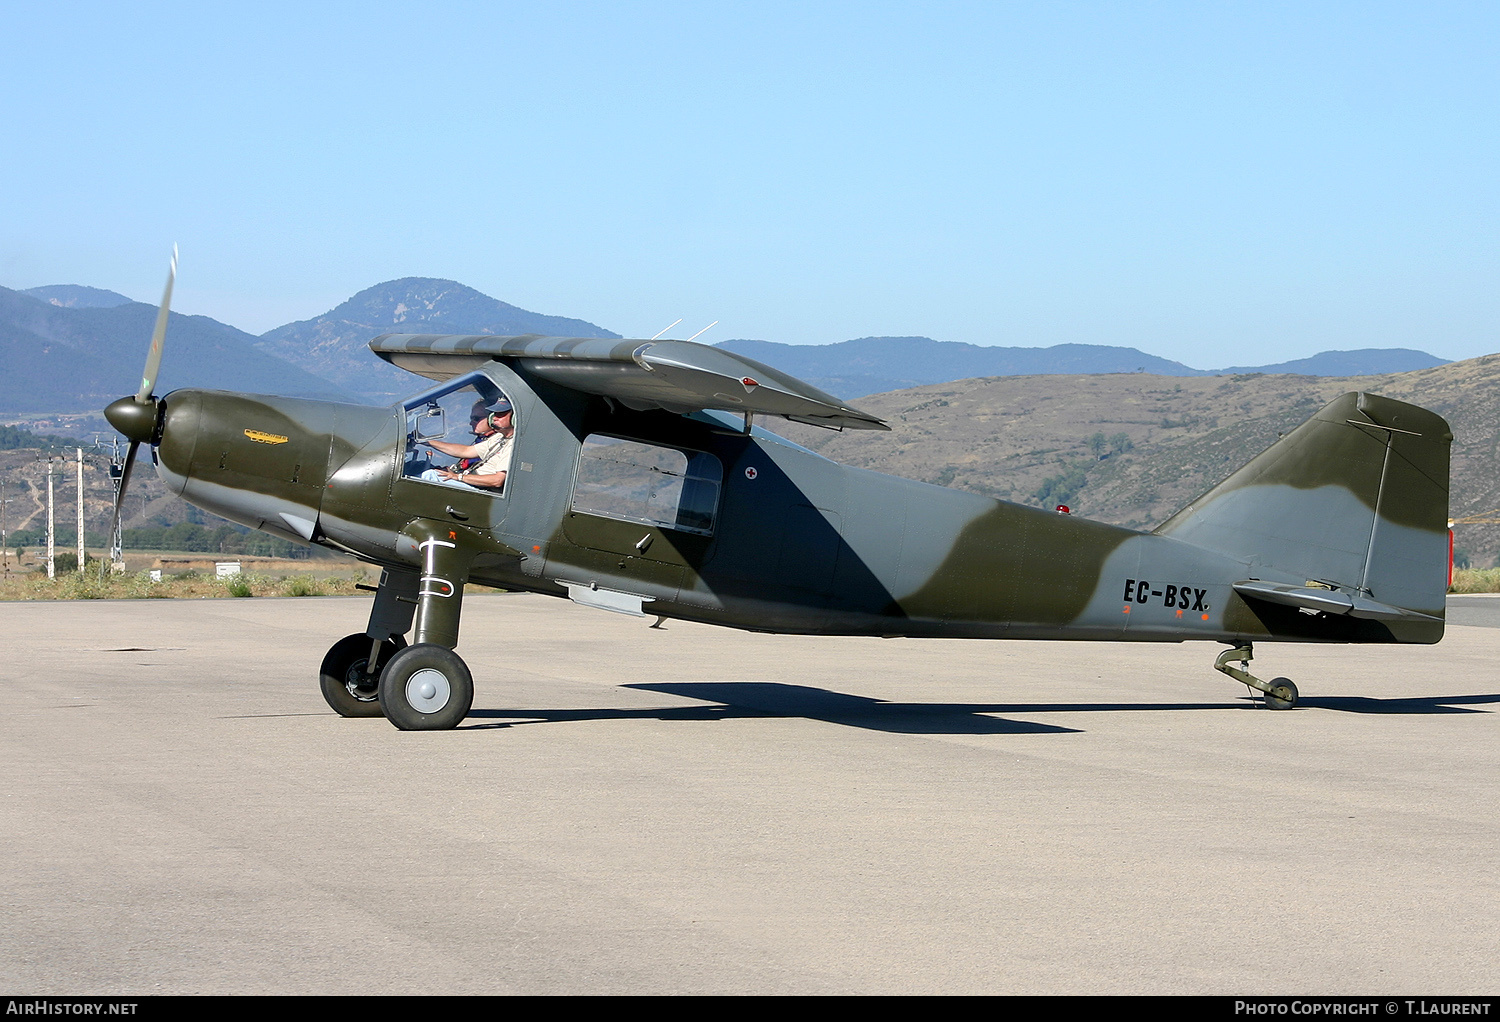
[{"xmin": 368, "ymin": 333, "xmax": 889, "ymax": 431}]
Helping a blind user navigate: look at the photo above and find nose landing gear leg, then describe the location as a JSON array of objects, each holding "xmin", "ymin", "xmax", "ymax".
[
  {"xmin": 377, "ymin": 531, "xmax": 477, "ymax": 730},
  {"xmin": 1214, "ymin": 644, "xmax": 1299, "ymax": 710}
]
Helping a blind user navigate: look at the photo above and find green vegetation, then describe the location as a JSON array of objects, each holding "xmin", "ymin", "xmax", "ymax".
[
  {"xmin": 1, "ymin": 569, "xmax": 366, "ymax": 601},
  {"xmin": 1449, "ymin": 568, "xmax": 1500, "ymax": 594},
  {"xmin": 222, "ymin": 573, "xmax": 255, "ymax": 597},
  {"xmin": 1032, "ymin": 432, "xmax": 1135, "ymax": 509},
  {"xmin": 0, "ymin": 424, "xmax": 74, "ymax": 452},
  {"xmin": 1031, "ymin": 463, "xmax": 1091, "ymax": 510},
  {"xmin": 47, "ymin": 551, "xmax": 99, "ymax": 574},
  {"xmin": 7, "ymin": 522, "xmax": 323, "ymax": 559},
  {"xmin": 1087, "ymin": 432, "xmax": 1133, "ymax": 459}
]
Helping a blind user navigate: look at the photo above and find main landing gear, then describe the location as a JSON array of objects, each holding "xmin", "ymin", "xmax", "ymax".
[
  {"xmin": 318, "ymin": 635, "xmax": 475, "ymax": 729},
  {"xmin": 1214, "ymin": 644, "xmax": 1299, "ymax": 710},
  {"xmin": 318, "ymin": 537, "xmax": 481, "ymax": 730}
]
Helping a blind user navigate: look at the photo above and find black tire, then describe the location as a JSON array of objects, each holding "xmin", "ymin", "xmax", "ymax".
[
  {"xmin": 1265, "ymin": 677, "xmax": 1298, "ymax": 710},
  {"xmin": 319, "ymin": 632, "xmax": 408, "ymax": 717},
  {"xmin": 378, "ymin": 644, "xmax": 474, "ymax": 731}
]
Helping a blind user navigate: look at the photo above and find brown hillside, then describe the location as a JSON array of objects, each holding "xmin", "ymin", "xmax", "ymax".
[{"xmin": 775, "ymin": 353, "xmax": 1500, "ymax": 567}]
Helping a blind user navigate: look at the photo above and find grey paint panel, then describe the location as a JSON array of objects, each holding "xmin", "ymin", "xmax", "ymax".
[
  {"xmin": 1162, "ymin": 483, "xmax": 1375, "ymax": 581},
  {"xmin": 1161, "ymin": 483, "xmax": 1447, "ymax": 615}
]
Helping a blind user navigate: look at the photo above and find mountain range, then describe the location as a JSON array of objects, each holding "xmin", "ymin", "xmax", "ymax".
[
  {"xmin": 0, "ymin": 284, "xmax": 352, "ymax": 414},
  {"xmin": 717, "ymin": 337, "xmax": 1448, "ymax": 399},
  {"xmin": 255, "ymin": 278, "xmax": 620, "ymax": 403},
  {"xmin": 0, "ymin": 276, "xmax": 1456, "ymax": 417}
]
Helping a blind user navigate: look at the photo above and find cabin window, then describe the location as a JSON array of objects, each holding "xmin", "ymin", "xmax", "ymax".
[{"xmin": 571, "ymin": 435, "xmax": 722, "ymax": 535}]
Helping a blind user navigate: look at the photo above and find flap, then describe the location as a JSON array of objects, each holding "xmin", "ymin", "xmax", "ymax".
[{"xmin": 369, "ymin": 333, "xmax": 888, "ymax": 431}]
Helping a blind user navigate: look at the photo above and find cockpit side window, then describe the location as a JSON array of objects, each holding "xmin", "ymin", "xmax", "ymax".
[
  {"xmin": 400, "ymin": 374, "xmax": 514, "ymax": 496},
  {"xmin": 571, "ymin": 435, "xmax": 722, "ymax": 535}
]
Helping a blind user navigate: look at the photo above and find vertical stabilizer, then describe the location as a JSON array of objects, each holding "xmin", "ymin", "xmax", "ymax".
[{"xmin": 1155, "ymin": 392, "xmax": 1452, "ymax": 619}]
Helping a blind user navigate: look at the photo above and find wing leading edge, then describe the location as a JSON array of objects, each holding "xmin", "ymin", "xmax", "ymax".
[{"xmin": 368, "ymin": 333, "xmax": 889, "ymax": 431}]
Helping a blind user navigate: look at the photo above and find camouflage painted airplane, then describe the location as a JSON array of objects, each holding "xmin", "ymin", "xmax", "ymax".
[{"xmin": 105, "ymin": 254, "xmax": 1452, "ymax": 729}]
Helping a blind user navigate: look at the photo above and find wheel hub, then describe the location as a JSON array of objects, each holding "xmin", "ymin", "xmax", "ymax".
[
  {"xmin": 406, "ymin": 668, "xmax": 451, "ymax": 713},
  {"xmin": 343, "ymin": 660, "xmax": 380, "ymax": 702}
]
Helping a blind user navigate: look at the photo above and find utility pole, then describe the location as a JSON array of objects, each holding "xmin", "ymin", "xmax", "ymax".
[
  {"xmin": 76, "ymin": 447, "xmax": 85, "ymax": 574},
  {"xmin": 45, "ymin": 455, "xmax": 55, "ymax": 579},
  {"xmin": 96, "ymin": 435, "xmax": 126, "ymax": 571}
]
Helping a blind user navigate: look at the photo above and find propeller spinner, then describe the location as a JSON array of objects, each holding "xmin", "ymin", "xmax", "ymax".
[{"xmin": 101, "ymin": 246, "xmax": 178, "ymax": 571}]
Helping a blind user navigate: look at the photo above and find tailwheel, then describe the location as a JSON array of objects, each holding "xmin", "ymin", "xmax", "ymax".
[
  {"xmin": 1264, "ymin": 677, "xmax": 1299, "ymax": 711},
  {"xmin": 378, "ymin": 643, "xmax": 474, "ymax": 731},
  {"xmin": 320, "ymin": 633, "xmax": 407, "ymax": 717},
  {"xmin": 1213, "ymin": 644, "xmax": 1300, "ymax": 710}
]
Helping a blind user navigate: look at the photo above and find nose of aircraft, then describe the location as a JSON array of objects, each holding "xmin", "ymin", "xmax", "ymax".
[
  {"xmin": 145, "ymin": 389, "xmax": 395, "ymax": 546},
  {"xmin": 104, "ymin": 395, "xmax": 161, "ymax": 444},
  {"xmin": 101, "ymin": 391, "xmax": 171, "ymax": 558}
]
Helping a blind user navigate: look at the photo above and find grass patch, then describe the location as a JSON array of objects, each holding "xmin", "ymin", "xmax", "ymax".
[
  {"xmin": 1450, "ymin": 567, "xmax": 1500, "ymax": 594},
  {"xmin": 0, "ymin": 570, "xmax": 367, "ymax": 601}
]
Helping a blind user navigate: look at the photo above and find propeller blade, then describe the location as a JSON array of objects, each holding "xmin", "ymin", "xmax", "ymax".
[
  {"xmin": 99, "ymin": 440, "xmax": 139, "ymax": 579},
  {"xmin": 135, "ymin": 245, "xmax": 178, "ymax": 403}
]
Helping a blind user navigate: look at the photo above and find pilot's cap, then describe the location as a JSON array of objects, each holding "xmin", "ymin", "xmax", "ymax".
[{"xmin": 470, "ymin": 398, "xmax": 513, "ymax": 420}]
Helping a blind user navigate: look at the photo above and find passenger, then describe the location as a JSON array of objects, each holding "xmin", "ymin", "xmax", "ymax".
[{"xmin": 419, "ymin": 399, "xmax": 515, "ymax": 491}]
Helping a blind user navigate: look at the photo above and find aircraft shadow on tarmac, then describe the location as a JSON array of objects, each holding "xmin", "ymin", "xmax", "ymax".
[
  {"xmin": 461, "ymin": 683, "xmax": 1499, "ymax": 733},
  {"xmin": 1293, "ymin": 692, "xmax": 1500, "ymax": 714}
]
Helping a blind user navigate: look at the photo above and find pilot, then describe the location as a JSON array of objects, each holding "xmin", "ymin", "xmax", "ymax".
[{"xmin": 419, "ymin": 399, "xmax": 515, "ymax": 491}]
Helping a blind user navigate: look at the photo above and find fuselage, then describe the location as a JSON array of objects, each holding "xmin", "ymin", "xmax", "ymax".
[{"xmin": 148, "ymin": 361, "xmax": 1439, "ymax": 647}]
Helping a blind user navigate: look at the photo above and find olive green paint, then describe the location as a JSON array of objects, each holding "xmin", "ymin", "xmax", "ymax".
[{"xmin": 896, "ymin": 501, "xmax": 1135, "ymax": 625}]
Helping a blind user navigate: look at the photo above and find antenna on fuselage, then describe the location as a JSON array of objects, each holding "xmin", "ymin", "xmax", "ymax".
[
  {"xmin": 684, "ymin": 321, "xmax": 718, "ymax": 342},
  {"xmin": 650, "ymin": 319, "xmax": 682, "ymax": 340}
]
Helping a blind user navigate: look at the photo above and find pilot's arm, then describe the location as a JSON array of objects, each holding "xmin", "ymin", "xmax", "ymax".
[
  {"xmin": 424, "ymin": 438, "xmax": 487, "ymax": 459},
  {"xmin": 431, "ymin": 467, "xmax": 507, "ymax": 489}
]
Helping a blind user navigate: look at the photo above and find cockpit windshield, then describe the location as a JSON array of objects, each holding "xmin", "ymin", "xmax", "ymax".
[{"xmin": 399, "ymin": 372, "xmax": 514, "ymax": 494}]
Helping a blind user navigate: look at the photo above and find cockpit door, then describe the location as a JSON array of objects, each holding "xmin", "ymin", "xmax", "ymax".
[{"xmin": 391, "ymin": 372, "xmax": 519, "ymax": 527}]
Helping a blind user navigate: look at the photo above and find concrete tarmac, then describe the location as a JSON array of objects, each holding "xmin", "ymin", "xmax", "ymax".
[{"xmin": 2, "ymin": 593, "xmax": 1497, "ymax": 995}]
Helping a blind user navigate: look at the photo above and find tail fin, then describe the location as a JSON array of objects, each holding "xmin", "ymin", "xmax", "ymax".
[{"xmin": 1156, "ymin": 392, "xmax": 1452, "ymax": 620}]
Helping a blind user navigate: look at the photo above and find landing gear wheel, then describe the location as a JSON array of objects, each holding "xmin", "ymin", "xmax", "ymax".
[
  {"xmin": 320, "ymin": 633, "xmax": 408, "ymax": 717},
  {"xmin": 378, "ymin": 644, "xmax": 474, "ymax": 731},
  {"xmin": 1264, "ymin": 677, "xmax": 1298, "ymax": 711}
]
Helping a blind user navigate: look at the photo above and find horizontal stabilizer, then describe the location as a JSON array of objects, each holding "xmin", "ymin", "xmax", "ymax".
[
  {"xmin": 369, "ymin": 333, "xmax": 889, "ymax": 431},
  {"xmin": 1233, "ymin": 580, "xmax": 1442, "ymax": 623}
]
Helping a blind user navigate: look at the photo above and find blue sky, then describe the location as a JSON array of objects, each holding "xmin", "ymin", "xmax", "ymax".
[{"xmin": 3, "ymin": 1, "xmax": 1497, "ymax": 367}]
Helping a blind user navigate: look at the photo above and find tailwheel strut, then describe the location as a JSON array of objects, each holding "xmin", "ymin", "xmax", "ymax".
[{"xmin": 1213, "ymin": 644, "xmax": 1299, "ymax": 710}]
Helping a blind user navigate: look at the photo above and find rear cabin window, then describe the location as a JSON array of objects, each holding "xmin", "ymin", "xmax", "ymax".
[{"xmin": 572, "ymin": 436, "xmax": 722, "ymax": 535}]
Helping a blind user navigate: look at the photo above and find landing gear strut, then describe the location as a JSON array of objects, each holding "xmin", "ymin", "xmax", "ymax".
[
  {"xmin": 373, "ymin": 530, "xmax": 478, "ymax": 730},
  {"xmin": 1214, "ymin": 644, "xmax": 1298, "ymax": 710},
  {"xmin": 320, "ymin": 537, "xmax": 480, "ymax": 730}
]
